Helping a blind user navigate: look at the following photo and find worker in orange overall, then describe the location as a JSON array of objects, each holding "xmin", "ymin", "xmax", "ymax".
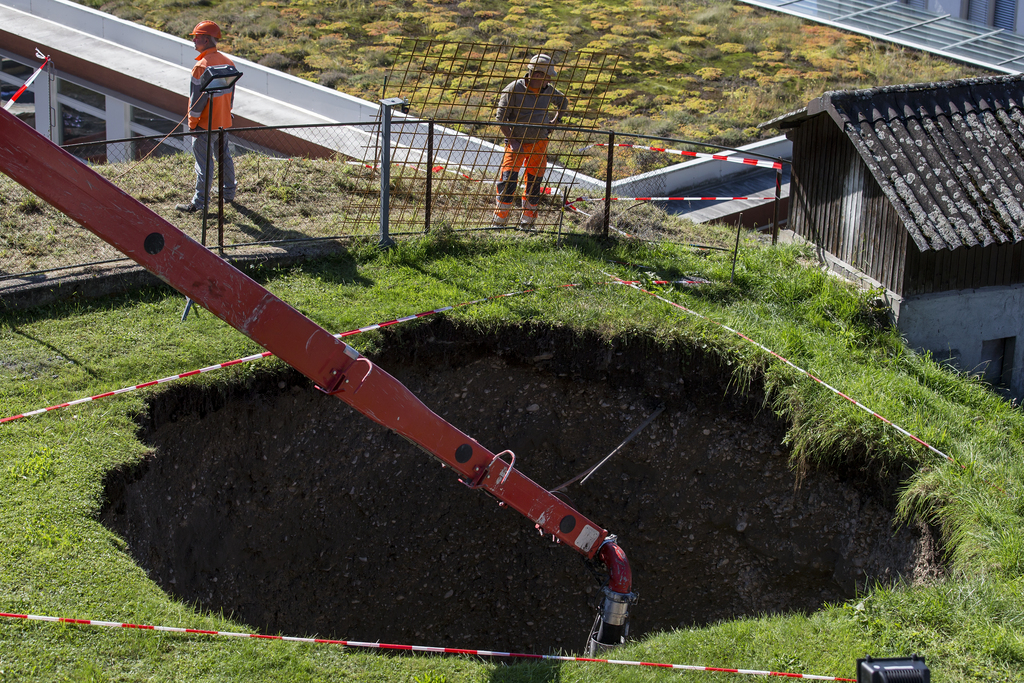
[
  {"xmin": 176, "ymin": 20, "xmax": 237, "ymax": 214},
  {"xmin": 493, "ymin": 54, "xmax": 568, "ymax": 227}
]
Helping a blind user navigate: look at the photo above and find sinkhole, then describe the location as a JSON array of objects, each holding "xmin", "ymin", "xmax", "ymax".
[{"xmin": 101, "ymin": 319, "xmax": 942, "ymax": 653}]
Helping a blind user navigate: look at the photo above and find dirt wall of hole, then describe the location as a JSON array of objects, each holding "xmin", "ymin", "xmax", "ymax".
[{"xmin": 101, "ymin": 319, "xmax": 942, "ymax": 652}]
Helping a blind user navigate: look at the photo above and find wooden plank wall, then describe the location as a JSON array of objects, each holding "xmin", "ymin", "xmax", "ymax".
[
  {"xmin": 790, "ymin": 115, "xmax": 905, "ymax": 293},
  {"xmin": 903, "ymin": 241, "xmax": 1024, "ymax": 296}
]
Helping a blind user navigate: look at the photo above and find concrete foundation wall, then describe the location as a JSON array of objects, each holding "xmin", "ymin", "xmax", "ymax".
[
  {"xmin": 782, "ymin": 228, "xmax": 1023, "ymax": 399},
  {"xmin": 895, "ymin": 286, "xmax": 1024, "ymax": 398}
]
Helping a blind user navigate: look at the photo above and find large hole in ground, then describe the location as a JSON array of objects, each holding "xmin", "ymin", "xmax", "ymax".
[{"xmin": 101, "ymin": 320, "xmax": 942, "ymax": 653}]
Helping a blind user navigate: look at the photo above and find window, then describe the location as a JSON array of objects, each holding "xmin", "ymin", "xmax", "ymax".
[
  {"xmin": 993, "ymin": 0, "xmax": 1017, "ymax": 29},
  {"xmin": 130, "ymin": 106, "xmax": 180, "ymax": 135},
  {"xmin": 60, "ymin": 104, "xmax": 105, "ymax": 149},
  {"xmin": 56, "ymin": 78, "xmax": 107, "ymax": 159},
  {"xmin": 58, "ymin": 79, "xmax": 104, "ymax": 111},
  {"xmin": 981, "ymin": 336, "xmax": 1015, "ymax": 387},
  {"xmin": 129, "ymin": 106, "xmax": 189, "ymax": 159},
  {"xmin": 0, "ymin": 58, "xmax": 35, "ymax": 124},
  {"xmin": 967, "ymin": 0, "xmax": 1017, "ymax": 28},
  {"xmin": 1, "ymin": 57, "xmax": 32, "ymax": 80}
]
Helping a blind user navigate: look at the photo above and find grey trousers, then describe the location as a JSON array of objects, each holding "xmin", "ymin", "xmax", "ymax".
[{"xmin": 190, "ymin": 130, "xmax": 236, "ymax": 207}]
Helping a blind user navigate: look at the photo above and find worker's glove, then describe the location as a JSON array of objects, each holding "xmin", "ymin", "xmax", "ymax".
[{"xmin": 506, "ymin": 138, "xmax": 523, "ymax": 153}]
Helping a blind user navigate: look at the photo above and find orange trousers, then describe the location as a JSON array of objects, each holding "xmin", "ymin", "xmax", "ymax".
[{"xmin": 495, "ymin": 139, "xmax": 548, "ymax": 208}]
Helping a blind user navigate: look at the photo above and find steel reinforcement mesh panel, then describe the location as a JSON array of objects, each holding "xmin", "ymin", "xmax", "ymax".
[{"xmin": 383, "ymin": 40, "xmax": 621, "ymax": 233}]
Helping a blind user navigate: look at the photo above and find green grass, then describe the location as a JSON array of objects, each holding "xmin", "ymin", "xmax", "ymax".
[{"xmin": 3, "ymin": 231, "xmax": 1024, "ymax": 680}]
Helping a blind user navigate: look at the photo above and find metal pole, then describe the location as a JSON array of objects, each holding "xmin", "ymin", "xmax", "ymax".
[
  {"xmin": 425, "ymin": 120, "xmax": 433, "ymax": 234},
  {"xmin": 557, "ymin": 187, "xmax": 568, "ymax": 244},
  {"xmin": 772, "ymin": 166, "xmax": 782, "ymax": 245},
  {"xmin": 201, "ymin": 106, "xmax": 213, "ymax": 247},
  {"xmin": 551, "ymin": 405, "xmax": 665, "ymax": 492},
  {"xmin": 604, "ymin": 131, "xmax": 614, "ymax": 239},
  {"xmin": 731, "ymin": 213, "xmax": 743, "ymax": 285},
  {"xmin": 377, "ymin": 98, "xmax": 405, "ymax": 249},
  {"xmin": 217, "ymin": 127, "xmax": 225, "ymax": 257}
]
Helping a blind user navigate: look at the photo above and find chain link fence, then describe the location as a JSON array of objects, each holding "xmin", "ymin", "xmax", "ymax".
[{"xmin": 0, "ymin": 118, "xmax": 784, "ymax": 290}]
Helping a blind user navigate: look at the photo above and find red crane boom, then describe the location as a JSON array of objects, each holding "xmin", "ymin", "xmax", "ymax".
[{"xmin": 0, "ymin": 107, "xmax": 633, "ymax": 650}]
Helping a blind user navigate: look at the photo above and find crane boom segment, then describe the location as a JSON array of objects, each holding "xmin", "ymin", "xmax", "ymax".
[{"xmin": 0, "ymin": 107, "xmax": 633, "ymax": 650}]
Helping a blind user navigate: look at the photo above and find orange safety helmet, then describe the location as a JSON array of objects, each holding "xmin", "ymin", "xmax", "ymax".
[{"xmin": 190, "ymin": 20, "xmax": 222, "ymax": 40}]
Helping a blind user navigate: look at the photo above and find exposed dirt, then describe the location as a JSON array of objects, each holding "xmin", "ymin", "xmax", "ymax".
[{"xmin": 101, "ymin": 319, "xmax": 943, "ymax": 653}]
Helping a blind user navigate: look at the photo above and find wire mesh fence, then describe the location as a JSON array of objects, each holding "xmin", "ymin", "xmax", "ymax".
[
  {"xmin": 0, "ymin": 117, "xmax": 784, "ymax": 289},
  {"xmin": 0, "ymin": 40, "xmax": 787, "ymax": 292}
]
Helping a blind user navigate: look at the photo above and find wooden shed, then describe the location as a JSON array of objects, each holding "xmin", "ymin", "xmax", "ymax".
[{"xmin": 765, "ymin": 75, "xmax": 1024, "ymax": 395}]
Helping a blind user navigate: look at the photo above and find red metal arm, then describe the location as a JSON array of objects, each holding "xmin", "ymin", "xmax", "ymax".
[{"xmin": 0, "ymin": 108, "xmax": 632, "ymax": 587}]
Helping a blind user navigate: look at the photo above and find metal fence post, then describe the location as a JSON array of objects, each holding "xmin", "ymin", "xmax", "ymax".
[
  {"xmin": 425, "ymin": 119, "xmax": 433, "ymax": 234},
  {"xmin": 378, "ymin": 97, "xmax": 407, "ymax": 249},
  {"xmin": 201, "ymin": 107, "xmax": 213, "ymax": 247},
  {"xmin": 217, "ymin": 127, "xmax": 225, "ymax": 257},
  {"xmin": 772, "ymin": 166, "xmax": 782, "ymax": 245},
  {"xmin": 604, "ymin": 131, "xmax": 614, "ymax": 239},
  {"xmin": 731, "ymin": 213, "xmax": 743, "ymax": 284}
]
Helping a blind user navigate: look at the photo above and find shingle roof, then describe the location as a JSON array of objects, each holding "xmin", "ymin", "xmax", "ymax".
[{"xmin": 766, "ymin": 75, "xmax": 1024, "ymax": 252}]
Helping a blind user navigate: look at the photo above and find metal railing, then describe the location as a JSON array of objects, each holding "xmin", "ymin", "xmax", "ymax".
[{"xmin": 0, "ymin": 117, "xmax": 786, "ymax": 289}]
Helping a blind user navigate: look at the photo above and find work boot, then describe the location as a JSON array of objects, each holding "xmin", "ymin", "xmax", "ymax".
[
  {"xmin": 175, "ymin": 201, "xmax": 201, "ymax": 213},
  {"xmin": 492, "ymin": 201, "xmax": 513, "ymax": 227},
  {"xmin": 520, "ymin": 207, "xmax": 538, "ymax": 227}
]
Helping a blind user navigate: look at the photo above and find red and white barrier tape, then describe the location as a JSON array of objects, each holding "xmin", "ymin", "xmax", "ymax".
[
  {"xmin": 567, "ymin": 196, "xmax": 776, "ymax": 204},
  {"xmin": 585, "ymin": 143, "xmax": 783, "ymax": 170},
  {"xmin": 0, "ymin": 612, "xmax": 854, "ymax": 680},
  {"xmin": 3, "ymin": 50, "xmax": 50, "ymax": 112},
  {"xmin": 608, "ymin": 275, "xmax": 955, "ymax": 464},
  {"xmin": 0, "ymin": 285, "xmax": 577, "ymax": 425},
  {"xmin": 565, "ymin": 202, "xmax": 593, "ymax": 218},
  {"xmin": 0, "ymin": 350, "xmax": 274, "ymax": 424}
]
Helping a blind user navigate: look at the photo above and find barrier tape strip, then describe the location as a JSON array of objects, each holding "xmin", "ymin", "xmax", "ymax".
[
  {"xmin": 585, "ymin": 143, "xmax": 783, "ymax": 170},
  {"xmin": 0, "ymin": 285, "xmax": 580, "ymax": 425},
  {"xmin": 5, "ymin": 275, "xmax": 953, "ymax": 466},
  {"xmin": 2, "ymin": 280, "xmax": 728, "ymax": 425},
  {"xmin": 2, "ymin": 50, "xmax": 49, "ymax": 112},
  {"xmin": 607, "ymin": 275, "xmax": 955, "ymax": 464},
  {"xmin": 0, "ymin": 350, "xmax": 275, "ymax": 424},
  {"xmin": 564, "ymin": 202, "xmax": 592, "ymax": 217},
  {"xmin": 0, "ymin": 612, "xmax": 854, "ymax": 680},
  {"xmin": 567, "ymin": 196, "xmax": 776, "ymax": 204}
]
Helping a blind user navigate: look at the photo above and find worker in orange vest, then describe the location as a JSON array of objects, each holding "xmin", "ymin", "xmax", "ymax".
[
  {"xmin": 176, "ymin": 20, "xmax": 237, "ymax": 214},
  {"xmin": 493, "ymin": 54, "xmax": 568, "ymax": 227}
]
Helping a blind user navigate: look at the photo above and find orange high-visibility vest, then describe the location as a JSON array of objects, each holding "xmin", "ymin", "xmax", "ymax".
[{"xmin": 188, "ymin": 48, "xmax": 236, "ymax": 131}]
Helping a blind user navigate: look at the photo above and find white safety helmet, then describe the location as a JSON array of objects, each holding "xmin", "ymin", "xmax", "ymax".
[{"xmin": 527, "ymin": 54, "xmax": 557, "ymax": 77}]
